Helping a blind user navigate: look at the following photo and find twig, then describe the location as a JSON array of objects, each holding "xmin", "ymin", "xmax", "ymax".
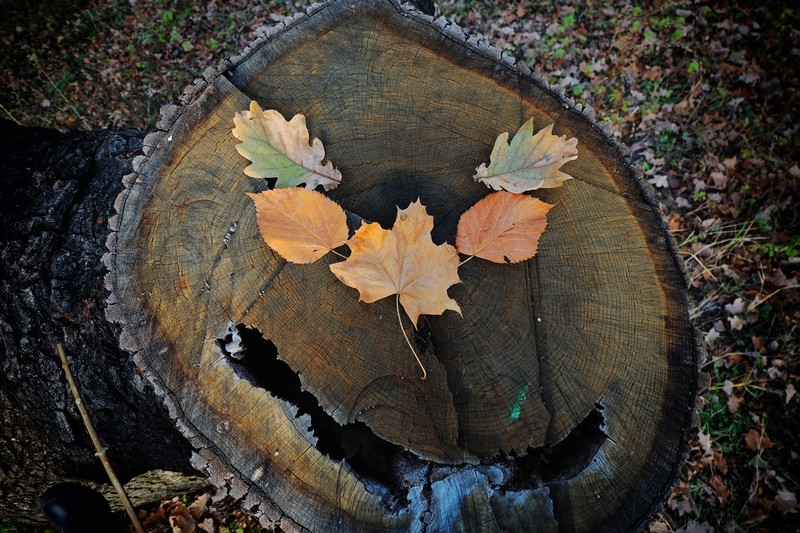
[
  {"xmin": 0, "ymin": 103, "xmax": 22, "ymax": 125},
  {"xmin": 746, "ymin": 285, "xmax": 800, "ymax": 314},
  {"xmin": 38, "ymin": 70, "xmax": 91, "ymax": 131},
  {"xmin": 56, "ymin": 343, "xmax": 145, "ymax": 533}
]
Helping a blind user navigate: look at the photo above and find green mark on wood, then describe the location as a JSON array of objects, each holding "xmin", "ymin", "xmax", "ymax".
[{"xmin": 509, "ymin": 383, "xmax": 530, "ymax": 421}]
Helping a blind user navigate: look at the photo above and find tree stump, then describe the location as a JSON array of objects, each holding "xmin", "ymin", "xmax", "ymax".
[{"xmin": 106, "ymin": 1, "xmax": 701, "ymax": 531}]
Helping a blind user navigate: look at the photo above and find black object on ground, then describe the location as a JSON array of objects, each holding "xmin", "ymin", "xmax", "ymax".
[{"xmin": 39, "ymin": 482, "xmax": 115, "ymax": 533}]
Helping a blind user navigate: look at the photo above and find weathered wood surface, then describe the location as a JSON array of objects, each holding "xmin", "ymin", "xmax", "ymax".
[
  {"xmin": 106, "ymin": 0, "xmax": 702, "ymax": 531},
  {"xmin": 0, "ymin": 121, "xmax": 200, "ymax": 523}
]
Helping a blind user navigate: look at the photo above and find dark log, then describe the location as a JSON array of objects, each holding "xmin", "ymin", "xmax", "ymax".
[
  {"xmin": 0, "ymin": 120, "xmax": 198, "ymax": 523},
  {"xmin": 105, "ymin": 1, "xmax": 701, "ymax": 531}
]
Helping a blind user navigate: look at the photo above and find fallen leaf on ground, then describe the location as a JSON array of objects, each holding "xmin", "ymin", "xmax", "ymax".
[
  {"xmin": 648, "ymin": 173, "xmax": 670, "ymax": 189},
  {"xmin": 197, "ymin": 518, "xmax": 215, "ymax": 533},
  {"xmin": 744, "ymin": 428, "xmax": 774, "ymax": 451},
  {"xmin": 722, "ymin": 380, "xmax": 735, "ymax": 396},
  {"xmin": 711, "ymin": 474, "xmax": 730, "ymax": 507},
  {"xmin": 649, "ymin": 521, "xmax": 671, "ymax": 533},
  {"xmin": 247, "ymin": 187, "xmax": 348, "ymax": 264},
  {"xmin": 704, "ymin": 328, "xmax": 720, "ymax": 344},
  {"xmin": 456, "ymin": 190, "xmax": 553, "ymax": 263},
  {"xmin": 697, "ymin": 429, "xmax": 713, "ymax": 456},
  {"xmin": 727, "ymin": 394, "xmax": 744, "ymax": 414},
  {"xmin": 233, "ymin": 100, "xmax": 342, "ymax": 190},
  {"xmin": 168, "ymin": 502, "xmax": 195, "ymax": 533},
  {"xmin": 677, "ymin": 521, "xmax": 714, "ymax": 533},
  {"xmin": 329, "ymin": 199, "xmax": 461, "ymax": 327},
  {"xmin": 188, "ymin": 492, "xmax": 211, "ymax": 520},
  {"xmin": 475, "ymin": 119, "xmax": 578, "ymax": 193},
  {"xmin": 774, "ymin": 490, "xmax": 797, "ymax": 513},
  {"xmin": 668, "ymin": 481, "xmax": 694, "ymax": 516},
  {"xmin": 724, "ymin": 297, "xmax": 745, "ymax": 314},
  {"xmin": 728, "ymin": 315, "xmax": 745, "ymax": 330},
  {"xmin": 713, "ymin": 449, "xmax": 729, "ymax": 474}
]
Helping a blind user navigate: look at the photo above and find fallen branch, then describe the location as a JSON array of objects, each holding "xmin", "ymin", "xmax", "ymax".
[{"xmin": 56, "ymin": 343, "xmax": 145, "ymax": 533}]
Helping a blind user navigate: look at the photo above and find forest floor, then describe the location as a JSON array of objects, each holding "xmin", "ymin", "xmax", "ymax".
[{"xmin": 1, "ymin": 0, "xmax": 798, "ymax": 531}]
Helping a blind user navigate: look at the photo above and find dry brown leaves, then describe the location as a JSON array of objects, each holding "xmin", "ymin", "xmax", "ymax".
[
  {"xmin": 330, "ymin": 200, "xmax": 462, "ymax": 327},
  {"xmin": 235, "ymin": 101, "xmax": 576, "ymax": 377}
]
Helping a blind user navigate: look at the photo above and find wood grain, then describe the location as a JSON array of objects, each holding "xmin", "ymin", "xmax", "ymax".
[{"xmin": 107, "ymin": 1, "xmax": 700, "ymax": 531}]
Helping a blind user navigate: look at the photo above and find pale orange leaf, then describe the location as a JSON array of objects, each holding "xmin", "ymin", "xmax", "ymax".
[
  {"xmin": 475, "ymin": 119, "xmax": 578, "ymax": 193},
  {"xmin": 329, "ymin": 200, "xmax": 461, "ymax": 327},
  {"xmin": 456, "ymin": 191, "xmax": 553, "ymax": 263},
  {"xmin": 233, "ymin": 100, "xmax": 342, "ymax": 190},
  {"xmin": 246, "ymin": 188, "xmax": 348, "ymax": 264}
]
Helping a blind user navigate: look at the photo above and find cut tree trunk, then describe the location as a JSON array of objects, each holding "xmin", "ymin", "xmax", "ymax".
[
  {"xmin": 0, "ymin": 121, "xmax": 200, "ymax": 523},
  {"xmin": 3, "ymin": 0, "xmax": 702, "ymax": 530},
  {"xmin": 107, "ymin": 1, "xmax": 702, "ymax": 531}
]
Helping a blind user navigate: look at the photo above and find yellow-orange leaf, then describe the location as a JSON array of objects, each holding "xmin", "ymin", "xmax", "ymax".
[
  {"xmin": 475, "ymin": 119, "xmax": 578, "ymax": 193},
  {"xmin": 456, "ymin": 191, "xmax": 553, "ymax": 263},
  {"xmin": 233, "ymin": 101, "xmax": 342, "ymax": 190},
  {"xmin": 246, "ymin": 188, "xmax": 348, "ymax": 264},
  {"xmin": 329, "ymin": 200, "xmax": 461, "ymax": 327}
]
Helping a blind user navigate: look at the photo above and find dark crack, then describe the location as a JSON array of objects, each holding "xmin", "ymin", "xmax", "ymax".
[{"xmin": 218, "ymin": 324, "xmax": 608, "ymax": 513}]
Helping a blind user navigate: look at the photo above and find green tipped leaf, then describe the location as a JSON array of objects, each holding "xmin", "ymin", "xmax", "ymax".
[
  {"xmin": 475, "ymin": 119, "xmax": 578, "ymax": 193},
  {"xmin": 233, "ymin": 100, "xmax": 342, "ymax": 190}
]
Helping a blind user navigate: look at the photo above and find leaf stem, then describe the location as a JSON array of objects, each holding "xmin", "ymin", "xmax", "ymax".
[
  {"xmin": 459, "ymin": 254, "xmax": 476, "ymax": 267},
  {"xmin": 330, "ymin": 249, "xmax": 347, "ymax": 259},
  {"xmin": 56, "ymin": 343, "xmax": 145, "ymax": 533},
  {"xmin": 396, "ymin": 295, "xmax": 426, "ymax": 380}
]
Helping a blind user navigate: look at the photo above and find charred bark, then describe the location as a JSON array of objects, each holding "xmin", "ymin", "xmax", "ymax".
[{"xmin": 0, "ymin": 120, "xmax": 194, "ymax": 523}]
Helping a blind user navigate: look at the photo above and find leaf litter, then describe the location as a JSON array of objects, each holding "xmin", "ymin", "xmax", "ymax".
[{"xmin": 4, "ymin": 0, "xmax": 798, "ymax": 530}]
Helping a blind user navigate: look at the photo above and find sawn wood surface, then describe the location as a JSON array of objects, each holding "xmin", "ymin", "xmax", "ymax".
[{"xmin": 106, "ymin": 1, "xmax": 701, "ymax": 531}]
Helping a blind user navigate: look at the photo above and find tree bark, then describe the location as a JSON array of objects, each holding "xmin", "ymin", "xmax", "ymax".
[
  {"xmin": 105, "ymin": 1, "xmax": 702, "ymax": 531},
  {"xmin": 0, "ymin": 120, "xmax": 196, "ymax": 524}
]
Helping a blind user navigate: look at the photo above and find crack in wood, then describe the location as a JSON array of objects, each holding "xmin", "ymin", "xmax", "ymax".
[{"xmin": 217, "ymin": 323, "xmax": 608, "ymax": 515}]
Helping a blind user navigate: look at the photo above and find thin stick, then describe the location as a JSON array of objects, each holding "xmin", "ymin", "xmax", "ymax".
[
  {"xmin": 0, "ymin": 103, "xmax": 21, "ymax": 125},
  {"xmin": 396, "ymin": 295, "xmax": 426, "ymax": 380},
  {"xmin": 39, "ymin": 70, "xmax": 91, "ymax": 131},
  {"xmin": 56, "ymin": 343, "xmax": 145, "ymax": 533}
]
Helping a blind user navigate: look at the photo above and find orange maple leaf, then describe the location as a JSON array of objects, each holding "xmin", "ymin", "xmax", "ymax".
[
  {"xmin": 329, "ymin": 200, "xmax": 461, "ymax": 379},
  {"xmin": 329, "ymin": 200, "xmax": 462, "ymax": 327},
  {"xmin": 456, "ymin": 191, "xmax": 553, "ymax": 263},
  {"xmin": 246, "ymin": 188, "xmax": 348, "ymax": 264}
]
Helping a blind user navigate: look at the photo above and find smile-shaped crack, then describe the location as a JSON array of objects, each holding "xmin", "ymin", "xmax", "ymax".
[{"xmin": 218, "ymin": 324, "xmax": 607, "ymax": 509}]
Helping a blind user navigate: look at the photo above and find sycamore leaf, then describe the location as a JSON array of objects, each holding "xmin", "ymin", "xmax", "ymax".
[
  {"xmin": 246, "ymin": 188, "xmax": 348, "ymax": 264},
  {"xmin": 233, "ymin": 101, "xmax": 342, "ymax": 190},
  {"xmin": 329, "ymin": 200, "xmax": 461, "ymax": 327},
  {"xmin": 475, "ymin": 119, "xmax": 578, "ymax": 193},
  {"xmin": 456, "ymin": 191, "xmax": 553, "ymax": 263}
]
